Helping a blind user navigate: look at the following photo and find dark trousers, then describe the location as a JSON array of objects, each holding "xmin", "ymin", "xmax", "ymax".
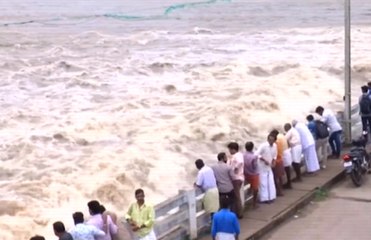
[
  {"xmin": 329, "ymin": 130, "xmax": 342, "ymax": 157},
  {"xmin": 361, "ymin": 116, "xmax": 371, "ymax": 133},
  {"xmin": 219, "ymin": 190, "xmax": 235, "ymax": 209}
]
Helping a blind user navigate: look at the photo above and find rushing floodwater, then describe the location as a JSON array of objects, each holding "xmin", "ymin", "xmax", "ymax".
[{"xmin": 0, "ymin": 0, "xmax": 371, "ymax": 238}]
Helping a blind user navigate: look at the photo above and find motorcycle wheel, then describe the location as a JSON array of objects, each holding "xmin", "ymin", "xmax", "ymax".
[{"xmin": 350, "ymin": 167, "xmax": 363, "ymax": 187}]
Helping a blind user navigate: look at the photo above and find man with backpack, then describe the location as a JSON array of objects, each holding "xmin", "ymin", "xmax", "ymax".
[
  {"xmin": 359, "ymin": 85, "xmax": 371, "ymax": 135},
  {"xmin": 306, "ymin": 114, "xmax": 329, "ymax": 169},
  {"xmin": 315, "ymin": 106, "xmax": 343, "ymax": 159}
]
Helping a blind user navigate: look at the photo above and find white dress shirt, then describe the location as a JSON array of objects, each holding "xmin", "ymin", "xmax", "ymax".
[{"xmin": 69, "ymin": 223, "xmax": 105, "ymax": 240}]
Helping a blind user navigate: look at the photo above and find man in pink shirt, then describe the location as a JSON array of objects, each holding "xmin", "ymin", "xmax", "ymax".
[
  {"xmin": 227, "ymin": 142, "xmax": 244, "ymax": 219},
  {"xmin": 86, "ymin": 200, "xmax": 118, "ymax": 240}
]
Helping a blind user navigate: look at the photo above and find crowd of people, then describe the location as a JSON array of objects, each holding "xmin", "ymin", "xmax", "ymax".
[
  {"xmin": 29, "ymin": 189, "xmax": 156, "ymax": 240},
  {"xmin": 30, "ymin": 97, "xmax": 356, "ymax": 240},
  {"xmin": 194, "ymin": 105, "xmax": 343, "ymax": 240}
]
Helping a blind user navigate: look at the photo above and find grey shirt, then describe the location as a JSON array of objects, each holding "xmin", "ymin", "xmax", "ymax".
[
  {"xmin": 211, "ymin": 162, "xmax": 234, "ymax": 194},
  {"xmin": 60, "ymin": 232, "xmax": 73, "ymax": 240}
]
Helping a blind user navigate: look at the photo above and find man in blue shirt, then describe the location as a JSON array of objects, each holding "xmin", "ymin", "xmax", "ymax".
[
  {"xmin": 306, "ymin": 115, "xmax": 317, "ymax": 139},
  {"xmin": 211, "ymin": 196, "xmax": 240, "ymax": 240}
]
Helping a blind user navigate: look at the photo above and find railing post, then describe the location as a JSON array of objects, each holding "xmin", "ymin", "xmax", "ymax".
[
  {"xmin": 186, "ymin": 189, "xmax": 197, "ymax": 239},
  {"xmin": 344, "ymin": 0, "xmax": 352, "ymax": 144}
]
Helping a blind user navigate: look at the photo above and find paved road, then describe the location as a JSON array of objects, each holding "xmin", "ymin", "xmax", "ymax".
[{"xmin": 262, "ymin": 173, "xmax": 371, "ymax": 240}]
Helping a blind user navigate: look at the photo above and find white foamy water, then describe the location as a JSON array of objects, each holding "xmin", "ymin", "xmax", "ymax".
[{"xmin": 1, "ymin": 0, "xmax": 371, "ymax": 238}]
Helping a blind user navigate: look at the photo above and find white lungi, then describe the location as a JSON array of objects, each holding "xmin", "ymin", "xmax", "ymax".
[
  {"xmin": 139, "ymin": 229, "xmax": 157, "ymax": 240},
  {"xmin": 283, "ymin": 149, "xmax": 292, "ymax": 167},
  {"xmin": 258, "ymin": 169, "xmax": 276, "ymax": 201},
  {"xmin": 303, "ymin": 144, "xmax": 320, "ymax": 173},
  {"xmin": 291, "ymin": 144, "xmax": 302, "ymax": 164},
  {"xmin": 216, "ymin": 232, "xmax": 236, "ymax": 240}
]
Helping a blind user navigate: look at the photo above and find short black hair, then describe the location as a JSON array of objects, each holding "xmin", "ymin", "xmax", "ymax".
[
  {"xmin": 135, "ymin": 188, "xmax": 144, "ymax": 196},
  {"xmin": 30, "ymin": 236, "xmax": 45, "ymax": 240},
  {"xmin": 227, "ymin": 142, "xmax": 239, "ymax": 151},
  {"xmin": 195, "ymin": 159, "xmax": 204, "ymax": 169},
  {"xmin": 245, "ymin": 141, "xmax": 254, "ymax": 151},
  {"xmin": 217, "ymin": 152, "xmax": 226, "ymax": 161},
  {"xmin": 270, "ymin": 129, "xmax": 279, "ymax": 138},
  {"xmin": 53, "ymin": 221, "xmax": 66, "ymax": 233},
  {"xmin": 306, "ymin": 114, "xmax": 314, "ymax": 121},
  {"xmin": 315, "ymin": 106, "xmax": 324, "ymax": 114},
  {"xmin": 268, "ymin": 133, "xmax": 277, "ymax": 141},
  {"xmin": 362, "ymin": 85, "xmax": 369, "ymax": 93},
  {"xmin": 368, "ymin": 82, "xmax": 371, "ymax": 87},
  {"xmin": 87, "ymin": 200, "xmax": 101, "ymax": 215},
  {"xmin": 72, "ymin": 212, "xmax": 84, "ymax": 224}
]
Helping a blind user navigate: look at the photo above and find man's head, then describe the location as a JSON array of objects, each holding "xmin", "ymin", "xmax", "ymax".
[
  {"xmin": 30, "ymin": 236, "xmax": 45, "ymax": 240},
  {"xmin": 315, "ymin": 106, "xmax": 324, "ymax": 116},
  {"xmin": 368, "ymin": 82, "xmax": 371, "ymax": 88},
  {"xmin": 53, "ymin": 221, "xmax": 66, "ymax": 237},
  {"xmin": 362, "ymin": 85, "xmax": 369, "ymax": 93},
  {"xmin": 245, "ymin": 141, "xmax": 254, "ymax": 152},
  {"xmin": 87, "ymin": 200, "xmax": 101, "ymax": 216},
  {"xmin": 72, "ymin": 212, "xmax": 84, "ymax": 225},
  {"xmin": 284, "ymin": 123, "xmax": 292, "ymax": 132},
  {"xmin": 227, "ymin": 142, "xmax": 239, "ymax": 154},
  {"xmin": 269, "ymin": 129, "xmax": 279, "ymax": 138},
  {"xmin": 267, "ymin": 134, "xmax": 276, "ymax": 146},
  {"xmin": 135, "ymin": 188, "xmax": 145, "ymax": 205},
  {"xmin": 306, "ymin": 114, "xmax": 314, "ymax": 122},
  {"xmin": 219, "ymin": 195, "xmax": 231, "ymax": 209},
  {"xmin": 217, "ymin": 152, "xmax": 227, "ymax": 163},
  {"xmin": 195, "ymin": 159, "xmax": 204, "ymax": 170}
]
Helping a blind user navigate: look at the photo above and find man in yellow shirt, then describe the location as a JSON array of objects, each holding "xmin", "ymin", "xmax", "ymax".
[{"xmin": 125, "ymin": 189, "xmax": 157, "ymax": 240}]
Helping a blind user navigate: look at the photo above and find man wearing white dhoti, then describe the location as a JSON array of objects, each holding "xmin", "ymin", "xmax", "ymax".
[
  {"xmin": 255, "ymin": 134, "xmax": 277, "ymax": 203},
  {"xmin": 292, "ymin": 120, "xmax": 320, "ymax": 174},
  {"xmin": 284, "ymin": 123, "xmax": 303, "ymax": 183}
]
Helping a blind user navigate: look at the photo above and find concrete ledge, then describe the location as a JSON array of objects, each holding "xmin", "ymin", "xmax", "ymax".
[{"xmin": 246, "ymin": 170, "xmax": 346, "ymax": 240}]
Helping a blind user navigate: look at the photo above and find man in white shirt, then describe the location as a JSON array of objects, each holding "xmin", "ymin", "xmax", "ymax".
[
  {"xmin": 315, "ymin": 106, "xmax": 343, "ymax": 158},
  {"xmin": 284, "ymin": 123, "xmax": 303, "ymax": 182},
  {"xmin": 255, "ymin": 134, "xmax": 277, "ymax": 203},
  {"xmin": 293, "ymin": 120, "xmax": 320, "ymax": 174},
  {"xmin": 227, "ymin": 142, "xmax": 245, "ymax": 219},
  {"xmin": 70, "ymin": 212, "xmax": 106, "ymax": 240},
  {"xmin": 195, "ymin": 159, "xmax": 220, "ymax": 219}
]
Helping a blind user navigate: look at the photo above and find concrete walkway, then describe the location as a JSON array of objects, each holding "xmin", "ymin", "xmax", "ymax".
[{"xmin": 198, "ymin": 155, "xmax": 346, "ymax": 240}]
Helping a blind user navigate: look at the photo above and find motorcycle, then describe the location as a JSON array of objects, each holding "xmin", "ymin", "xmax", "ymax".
[{"xmin": 342, "ymin": 131, "xmax": 370, "ymax": 187}]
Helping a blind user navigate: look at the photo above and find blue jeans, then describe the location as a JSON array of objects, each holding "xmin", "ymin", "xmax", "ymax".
[{"xmin": 329, "ymin": 130, "xmax": 342, "ymax": 157}]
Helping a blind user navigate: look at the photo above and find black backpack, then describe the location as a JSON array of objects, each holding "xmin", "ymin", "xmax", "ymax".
[
  {"xmin": 359, "ymin": 95, "xmax": 371, "ymax": 115},
  {"xmin": 315, "ymin": 120, "xmax": 329, "ymax": 139}
]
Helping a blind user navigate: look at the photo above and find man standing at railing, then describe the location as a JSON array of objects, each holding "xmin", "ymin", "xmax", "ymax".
[
  {"xmin": 315, "ymin": 106, "xmax": 343, "ymax": 159},
  {"xmin": 255, "ymin": 134, "xmax": 277, "ymax": 204},
  {"xmin": 243, "ymin": 141, "xmax": 259, "ymax": 209},
  {"xmin": 269, "ymin": 129, "xmax": 288, "ymax": 196},
  {"xmin": 212, "ymin": 152, "xmax": 235, "ymax": 210},
  {"xmin": 125, "ymin": 189, "xmax": 156, "ymax": 240},
  {"xmin": 359, "ymin": 85, "xmax": 371, "ymax": 138},
  {"xmin": 284, "ymin": 123, "xmax": 302, "ymax": 183},
  {"xmin": 292, "ymin": 120, "xmax": 320, "ymax": 174},
  {"xmin": 194, "ymin": 159, "xmax": 220, "ymax": 221},
  {"xmin": 227, "ymin": 142, "xmax": 245, "ymax": 219}
]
